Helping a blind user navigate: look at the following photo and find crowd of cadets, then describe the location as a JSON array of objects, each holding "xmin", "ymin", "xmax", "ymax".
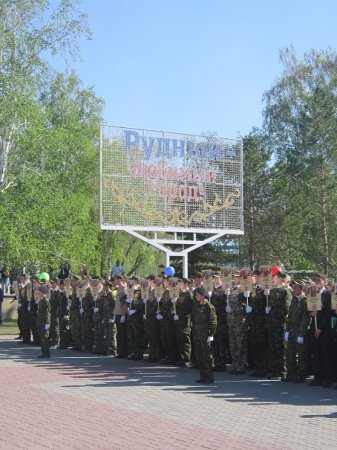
[{"xmin": 13, "ymin": 268, "xmax": 337, "ymax": 386}]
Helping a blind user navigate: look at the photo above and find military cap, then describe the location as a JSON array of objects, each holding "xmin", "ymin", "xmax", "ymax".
[
  {"xmin": 194, "ymin": 286, "xmax": 209, "ymax": 298},
  {"xmin": 233, "ymin": 271, "xmax": 240, "ymax": 277},
  {"xmin": 131, "ymin": 275, "xmax": 140, "ymax": 281},
  {"xmin": 72, "ymin": 275, "xmax": 80, "ymax": 281},
  {"xmin": 302, "ymin": 277, "xmax": 314, "ymax": 284},
  {"xmin": 146, "ymin": 274, "xmax": 156, "ymax": 280},
  {"xmin": 194, "ymin": 272, "xmax": 203, "ymax": 279},
  {"xmin": 59, "ymin": 279, "xmax": 65, "ymax": 286},
  {"xmin": 213, "ymin": 272, "xmax": 221, "ymax": 277},
  {"xmin": 292, "ymin": 279, "xmax": 305, "ymax": 288},
  {"xmin": 252, "ymin": 269, "xmax": 261, "ymax": 275},
  {"xmin": 103, "ymin": 280, "xmax": 113, "ymax": 287},
  {"xmin": 181, "ymin": 277, "xmax": 192, "ymax": 284},
  {"xmin": 38, "ymin": 284, "xmax": 49, "ymax": 294}
]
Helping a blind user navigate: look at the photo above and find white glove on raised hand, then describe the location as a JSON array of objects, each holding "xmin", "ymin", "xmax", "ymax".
[
  {"xmin": 143, "ymin": 314, "xmax": 147, "ymax": 320},
  {"xmin": 45, "ymin": 324, "xmax": 50, "ymax": 331},
  {"xmin": 108, "ymin": 318, "xmax": 115, "ymax": 324},
  {"xmin": 173, "ymin": 314, "xmax": 179, "ymax": 321},
  {"xmin": 226, "ymin": 305, "xmax": 232, "ymax": 313},
  {"xmin": 297, "ymin": 336, "xmax": 304, "ymax": 345},
  {"xmin": 207, "ymin": 336, "xmax": 214, "ymax": 344},
  {"xmin": 265, "ymin": 306, "xmax": 271, "ymax": 314},
  {"xmin": 246, "ymin": 306, "xmax": 252, "ymax": 314},
  {"xmin": 128, "ymin": 309, "xmax": 136, "ymax": 316},
  {"xmin": 126, "ymin": 298, "xmax": 133, "ymax": 304},
  {"xmin": 93, "ymin": 307, "xmax": 99, "ymax": 313},
  {"xmin": 171, "ymin": 298, "xmax": 177, "ymax": 304},
  {"xmin": 120, "ymin": 315, "xmax": 126, "ymax": 323},
  {"xmin": 143, "ymin": 299, "xmax": 148, "ymax": 304},
  {"xmin": 284, "ymin": 331, "xmax": 289, "ymax": 341},
  {"xmin": 80, "ymin": 307, "xmax": 84, "ymax": 314},
  {"xmin": 63, "ymin": 315, "xmax": 69, "ymax": 320},
  {"xmin": 156, "ymin": 314, "xmax": 164, "ymax": 320}
]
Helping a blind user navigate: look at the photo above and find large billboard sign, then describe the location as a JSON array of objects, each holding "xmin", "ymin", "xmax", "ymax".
[{"xmin": 100, "ymin": 125, "xmax": 243, "ymax": 234}]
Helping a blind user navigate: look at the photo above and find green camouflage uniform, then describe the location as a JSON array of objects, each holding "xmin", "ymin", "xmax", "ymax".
[
  {"xmin": 49, "ymin": 288, "xmax": 59, "ymax": 346},
  {"xmin": 102, "ymin": 289, "xmax": 117, "ymax": 355},
  {"xmin": 174, "ymin": 289, "xmax": 193, "ymax": 364},
  {"xmin": 70, "ymin": 290, "xmax": 81, "ymax": 350},
  {"xmin": 247, "ymin": 286, "xmax": 268, "ymax": 375},
  {"xmin": 211, "ymin": 286, "xmax": 229, "ymax": 371},
  {"xmin": 127, "ymin": 295, "xmax": 144, "ymax": 359},
  {"xmin": 227, "ymin": 288, "xmax": 248, "ymax": 373},
  {"xmin": 159, "ymin": 289, "xmax": 177, "ymax": 363},
  {"xmin": 144, "ymin": 288, "xmax": 162, "ymax": 361},
  {"xmin": 192, "ymin": 300, "xmax": 217, "ymax": 382},
  {"xmin": 93, "ymin": 290, "xmax": 105, "ymax": 354},
  {"xmin": 37, "ymin": 295, "xmax": 51, "ymax": 357},
  {"xmin": 81, "ymin": 286, "xmax": 94, "ymax": 352},
  {"xmin": 267, "ymin": 286, "xmax": 292, "ymax": 376},
  {"xmin": 285, "ymin": 293, "xmax": 310, "ymax": 380},
  {"xmin": 57, "ymin": 289, "xmax": 71, "ymax": 349}
]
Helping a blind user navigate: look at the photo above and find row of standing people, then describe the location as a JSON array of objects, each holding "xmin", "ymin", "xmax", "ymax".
[{"xmin": 13, "ymin": 269, "xmax": 337, "ymax": 386}]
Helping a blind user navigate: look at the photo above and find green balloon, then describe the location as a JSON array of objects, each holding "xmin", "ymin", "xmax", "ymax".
[{"xmin": 39, "ymin": 272, "xmax": 50, "ymax": 282}]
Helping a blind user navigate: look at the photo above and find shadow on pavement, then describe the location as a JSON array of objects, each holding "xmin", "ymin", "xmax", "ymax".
[{"xmin": 1, "ymin": 337, "xmax": 337, "ymax": 410}]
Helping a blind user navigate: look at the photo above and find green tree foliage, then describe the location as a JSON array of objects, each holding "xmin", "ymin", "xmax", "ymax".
[{"xmin": 263, "ymin": 47, "xmax": 337, "ymax": 274}]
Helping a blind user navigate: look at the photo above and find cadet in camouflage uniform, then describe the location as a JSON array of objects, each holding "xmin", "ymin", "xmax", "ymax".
[
  {"xmin": 192, "ymin": 287, "xmax": 217, "ymax": 384},
  {"xmin": 159, "ymin": 277, "xmax": 177, "ymax": 365},
  {"xmin": 267, "ymin": 271, "xmax": 292, "ymax": 378},
  {"xmin": 81, "ymin": 277, "xmax": 94, "ymax": 352},
  {"xmin": 102, "ymin": 280, "xmax": 117, "ymax": 356},
  {"xmin": 174, "ymin": 278, "xmax": 193, "ymax": 367},
  {"xmin": 49, "ymin": 279, "xmax": 59, "ymax": 346},
  {"xmin": 70, "ymin": 278, "xmax": 82, "ymax": 350},
  {"xmin": 115, "ymin": 276, "xmax": 128, "ymax": 358},
  {"xmin": 57, "ymin": 280, "xmax": 71, "ymax": 349},
  {"xmin": 28, "ymin": 282, "xmax": 40, "ymax": 345},
  {"xmin": 143, "ymin": 276, "xmax": 162, "ymax": 362},
  {"xmin": 127, "ymin": 289, "xmax": 144, "ymax": 360},
  {"xmin": 19, "ymin": 276, "xmax": 31, "ymax": 344},
  {"xmin": 37, "ymin": 284, "xmax": 51, "ymax": 358},
  {"xmin": 227, "ymin": 276, "xmax": 248, "ymax": 374},
  {"xmin": 247, "ymin": 271, "xmax": 268, "ymax": 376},
  {"xmin": 284, "ymin": 280, "xmax": 310, "ymax": 382},
  {"xmin": 211, "ymin": 273, "xmax": 229, "ymax": 371},
  {"xmin": 92, "ymin": 279, "xmax": 105, "ymax": 354}
]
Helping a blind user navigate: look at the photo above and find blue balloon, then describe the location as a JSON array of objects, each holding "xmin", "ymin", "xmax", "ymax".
[{"xmin": 164, "ymin": 266, "xmax": 175, "ymax": 277}]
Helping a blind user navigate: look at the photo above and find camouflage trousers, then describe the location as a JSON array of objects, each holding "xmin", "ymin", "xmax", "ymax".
[
  {"xmin": 144, "ymin": 318, "xmax": 161, "ymax": 360},
  {"xmin": 211, "ymin": 321, "xmax": 229, "ymax": 370},
  {"xmin": 285, "ymin": 334, "xmax": 309, "ymax": 379},
  {"xmin": 93, "ymin": 315, "xmax": 105, "ymax": 353},
  {"xmin": 104, "ymin": 322, "xmax": 117, "ymax": 355},
  {"xmin": 193, "ymin": 333, "xmax": 214, "ymax": 382},
  {"xmin": 227, "ymin": 316, "xmax": 247, "ymax": 372},
  {"xmin": 174, "ymin": 318, "xmax": 191, "ymax": 363}
]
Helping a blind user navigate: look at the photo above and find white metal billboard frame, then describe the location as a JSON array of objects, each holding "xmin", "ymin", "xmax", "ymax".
[{"xmin": 100, "ymin": 125, "xmax": 244, "ymax": 277}]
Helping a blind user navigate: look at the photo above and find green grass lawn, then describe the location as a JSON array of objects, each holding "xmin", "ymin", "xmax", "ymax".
[{"xmin": 0, "ymin": 319, "xmax": 19, "ymax": 335}]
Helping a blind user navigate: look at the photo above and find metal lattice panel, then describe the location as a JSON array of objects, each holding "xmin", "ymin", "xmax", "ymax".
[{"xmin": 100, "ymin": 125, "xmax": 243, "ymax": 234}]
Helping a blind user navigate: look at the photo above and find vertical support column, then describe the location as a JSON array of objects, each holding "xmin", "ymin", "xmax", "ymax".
[
  {"xmin": 165, "ymin": 252, "xmax": 170, "ymax": 268},
  {"xmin": 183, "ymin": 254, "xmax": 188, "ymax": 278}
]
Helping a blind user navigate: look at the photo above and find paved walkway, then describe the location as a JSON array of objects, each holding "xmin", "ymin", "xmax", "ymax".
[{"xmin": 0, "ymin": 336, "xmax": 337, "ymax": 449}]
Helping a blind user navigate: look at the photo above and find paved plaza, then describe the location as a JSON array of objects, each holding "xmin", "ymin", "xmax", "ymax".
[{"xmin": 0, "ymin": 336, "xmax": 336, "ymax": 449}]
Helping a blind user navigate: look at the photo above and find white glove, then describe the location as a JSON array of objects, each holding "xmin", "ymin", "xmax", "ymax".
[
  {"xmin": 28, "ymin": 306, "xmax": 31, "ymax": 312},
  {"xmin": 246, "ymin": 306, "xmax": 252, "ymax": 314},
  {"xmin": 128, "ymin": 309, "xmax": 136, "ymax": 316},
  {"xmin": 63, "ymin": 315, "xmax": 69, "ymax": 320},
  {"xmin": 126, "ymin": 298, "xmax": 132, "ymax": 304},
  {"xmin": 143, "ymin": 299, "xmax": 148, "ymax": 304},
  {"xmin": 17, "ymin": 303, "xmax": 22, "ymax": 309},
  {"xmin": 244, "ymin": 291, "xmax": 250, "ymax": 298},
  {"xmin": 226, "ymin": 305, "xmax": 232, "ymax": 313},
  {"xmin": 173, "ymin": 314, "xmax": 179, "ymax": 321},
  {"xmin": 207, "ymin": 336, "xmax": 214, "ymax": 343},
  {"xmin": 120, "ymin": 315, "xmax": 126, "ymax": 323},
  {"xmin": 101, "ymin": 319, "xmax": 105, "ymax": 324},
  {"xmin": 93, "ymin": 307, "xmax": 99, "ymax": 313},
  {"xmin": 109, "ymin": 318, "xmax": 115, "ymax": 324},
  {"xmin": 265, "ymin": 306, "xmax": 271, "ymax": 314},
  {"xmin": 156, "ymin": 314, "xmax": 164, "ymax": 320},
  {"xmin": 143, "ymin": 314, "xmax": 147, "ymax": 320},
  {"xmin": 284, "ymin": 331, "xmax": 289, "ymax": 341},
  {"xmin": 297, "ymin": 336, "xmax": 304, "ymax": 344},
  {"xmin": 80, "ymin": 307, "xmax": 84, "ymax": 314},
  {"xmin": 45, "ymin": 324, "xmax": 50, "ymax": 331},
  {"xmin": 264, "ymin": 289, "xmax": 270, "ymax": 296},
  {"xmin": 171, "ymin": 298, "xmax": 177, "ymax": 304}
]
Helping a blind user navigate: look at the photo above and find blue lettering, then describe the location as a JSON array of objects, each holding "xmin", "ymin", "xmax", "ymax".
[
  {"xmin": 155, "ymin": 138, "xmax": 165, "ymax": 158},
  {"xmin": 172, "ymin": 139, "xmax": 185, "ymax": 158},
  {"xmin": 124, "ymin": 130, "xmax": 139, "ymax": 153},
  {"xmin": 141, "ymin": 136, "xmax": 155, "ymax": 161},
  {"xmin": 209, "ymin": 143, "xmax": 221, "ymax": 160}
]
